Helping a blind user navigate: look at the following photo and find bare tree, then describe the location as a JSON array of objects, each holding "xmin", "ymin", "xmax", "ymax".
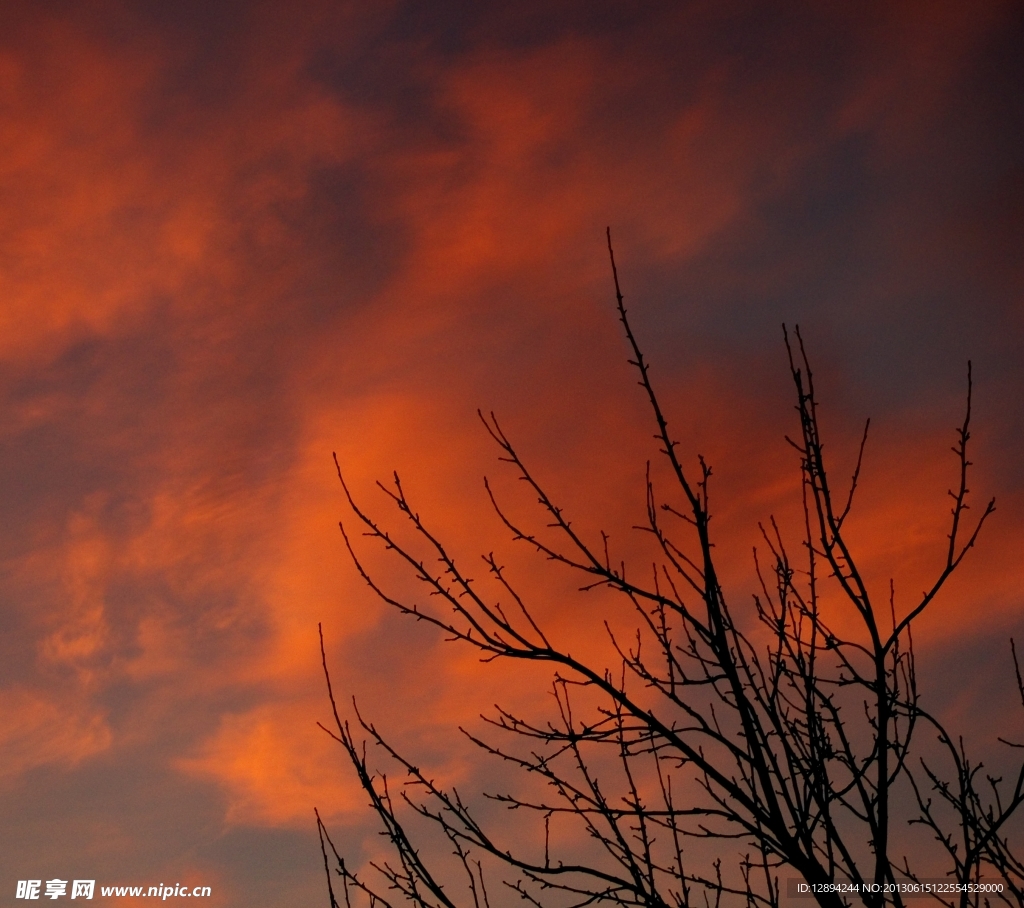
[{"xmin": 316, "ymin": 233, "xmax": 1024, "ymax": 908}]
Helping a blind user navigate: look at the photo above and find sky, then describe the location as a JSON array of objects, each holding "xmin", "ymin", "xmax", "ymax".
[{"xmin": 0, "ymin": 1, "xmax": 1022, "ymax": 905}]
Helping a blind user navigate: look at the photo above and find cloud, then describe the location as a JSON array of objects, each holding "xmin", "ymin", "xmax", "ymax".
[
  {"xmin": 0, "ymin": 688, "xmax": 111, "ymax": 784},
  {"xmin": 176, "ymin": 700, "xmax": 360, "ymax": 827},
  {"xmin": 0, "ymin": 1, "xmax": 1020, "ymax": 903}
]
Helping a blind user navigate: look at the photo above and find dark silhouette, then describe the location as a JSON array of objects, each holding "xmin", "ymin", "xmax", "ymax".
[{"xmin": 317, "ymin": 233, "xmax": 1023, "ymax": 908}]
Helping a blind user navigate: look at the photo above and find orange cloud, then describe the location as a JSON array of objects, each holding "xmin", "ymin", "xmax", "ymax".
[
  {"xmin": 0, "ymin": 3, "xmax": 1020, "ymax": 905},
  {"xmin": 0, "ymin": 688, "xmax": 111, "ymax": 784}
]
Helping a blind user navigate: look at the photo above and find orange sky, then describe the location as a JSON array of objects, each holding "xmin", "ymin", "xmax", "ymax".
[{"xmin": 0, "ymin": 1, "xmax": 1022, "ymax": 904}]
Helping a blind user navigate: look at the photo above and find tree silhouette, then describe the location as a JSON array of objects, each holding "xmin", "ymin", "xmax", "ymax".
[{"xmin": 316, "ymin": 233, "xmax": 1023, "ymax": 908}]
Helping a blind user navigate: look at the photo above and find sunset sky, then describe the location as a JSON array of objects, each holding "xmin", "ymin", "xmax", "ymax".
[{"xmin": 1, "ymin": 1, "xmax": 1022, "ymax": 905}]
